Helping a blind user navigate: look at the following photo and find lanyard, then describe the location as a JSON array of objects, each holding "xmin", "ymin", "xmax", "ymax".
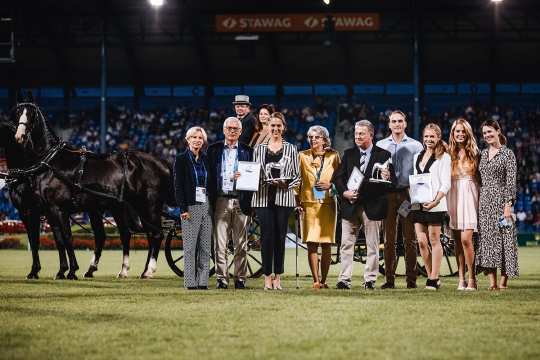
[
  {"xmin": 188, "ymin": 151, "xmax": 207, "ymax": 187},
  {"xmin": 312, "ymin": 153, "xmax": 326, "ymax": 181}
]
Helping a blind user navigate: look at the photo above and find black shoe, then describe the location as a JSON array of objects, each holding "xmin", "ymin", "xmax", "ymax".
[
  {"xmin": 234, "ymin": 279, "xmax": 246, "ymax": 289},
  {"xmin": 425, "ymin": 278, "xmax": 440, "ymax": 290},
  {"xmin": 407, "ymin": 281, "xmax": 418, "ymax": 289},
  {"xmin": 198, "ymin": 285, "xmax": 209, "ymax": 290},
  {"xmin": 364, "ymin": 281, "xmax": 375, "ymax": 290},
  {"xmin": 336, "ymin": 281, "xmax": 351, "ymax": 290},
  {"xmin": 187, "ymin": 286, "xmax": 198, "ymax": 290},
  {"xmin": 216, "ymin": 279, "xmax": 228, "ymax": 289},
  {"xmin": 381, "ymin": 282, "xmax": 395, "ymax": 289}
]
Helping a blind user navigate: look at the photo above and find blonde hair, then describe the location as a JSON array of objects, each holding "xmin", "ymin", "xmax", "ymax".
[
  {"xmin": 423, "ymin": 123, "xmax": 448, "ymax": 159},
  {"xmin": 185, "ymin": 126, "xmax": 208, "ymax": 147},
  {"xmin": 449, "ymin": 118, "xmax": 479, "ymax": 174}
]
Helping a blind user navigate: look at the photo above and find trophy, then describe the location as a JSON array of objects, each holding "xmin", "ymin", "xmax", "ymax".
[
  {"xmin": 369, "ymin": 158, "xmax": 392, "ymax": 183},
  {"xmin": 264, "ymin": 155, "xmax": 291, "ymax": 182}
]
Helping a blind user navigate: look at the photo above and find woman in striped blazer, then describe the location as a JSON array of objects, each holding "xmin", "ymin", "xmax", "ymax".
[{"xmin": 252, "ymin": 112, "xmax": 300, "ymax": 290}]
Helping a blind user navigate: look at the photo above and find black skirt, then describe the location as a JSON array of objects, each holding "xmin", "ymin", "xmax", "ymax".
[{"xmin": 410, "ymin": 210, "xmax": 446, "ymax": 225}]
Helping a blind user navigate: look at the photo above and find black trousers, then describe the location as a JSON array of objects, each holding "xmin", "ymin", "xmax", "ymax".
[{"xmin": 255, "ymin": 206, "xmax": 293, "ymax": 276}]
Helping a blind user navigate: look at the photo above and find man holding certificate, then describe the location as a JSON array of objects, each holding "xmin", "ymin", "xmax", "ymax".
[
  {"xmin": 333, "ymin": 120, "xmax": 394, "ymax": 290},
  {"xmin": 207, "ymin": 117, "xmax": 254, "ymax": 290}
]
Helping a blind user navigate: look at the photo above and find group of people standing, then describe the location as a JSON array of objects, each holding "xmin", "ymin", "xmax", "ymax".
[{"xmin": 173, "ymin": 94, "xmax": 518, "ymax": 291}]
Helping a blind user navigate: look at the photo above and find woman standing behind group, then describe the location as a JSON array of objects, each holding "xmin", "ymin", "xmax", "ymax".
[
  {"xmin": 248, "ymin": 104, "xmax": 275, "ymax": 147},
  {"xmin": 447, "ymin": 118, "xmax": 480, "ymax": 290},
  {"xmin": 296, "ymin": 126, "xmax": 340, "ymax": 289},
  {"xmin": 476, "ymin": 119, "xmax": 518, "ymax": 290},
  {"xmin": 252, "ymin": 112, "xmax": 300, "ymax": 290},
  {"xmin": 411, "ymin": 123, "xmax": 451, "ymax": 290}
]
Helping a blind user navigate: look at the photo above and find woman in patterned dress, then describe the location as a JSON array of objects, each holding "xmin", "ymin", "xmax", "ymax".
[
  {"xmin": 477, "ymin": 119, "xmax": 518, "ymax": 290},
  {"xmin": 295, "ymin": 125, "xmax": 341, "ymax": 289},
  {"xmin": 447, "ymin": 118, "xmax": 480, "ymax": 290}
]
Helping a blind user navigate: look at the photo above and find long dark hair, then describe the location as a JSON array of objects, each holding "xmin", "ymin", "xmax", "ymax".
[
  {"xmin": 255, "ymin": 104, "xmax": 275, "ymax": 132},
  {"xmin": 481, "ymin": 119, "xmax": 507, "ymax": 145}
]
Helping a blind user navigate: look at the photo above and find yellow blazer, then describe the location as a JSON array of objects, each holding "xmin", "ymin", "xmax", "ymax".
[{"xmin": 298, "ymin": 148, "xmax": 341, "ymax": 204}]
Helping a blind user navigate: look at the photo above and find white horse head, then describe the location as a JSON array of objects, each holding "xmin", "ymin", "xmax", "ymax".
[{"xmin": 15, "ymin": 108, "xmax": 28, "ymax": 144}]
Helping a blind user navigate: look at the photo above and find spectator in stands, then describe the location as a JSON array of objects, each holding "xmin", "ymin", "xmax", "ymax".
[
  {"xmin": 447, "ymin": 118, "xmax": 480, "ymax": 291},
  {"xmin": 251, "ymin": 112, "xmax": 300, "ymax": 290},
  {"xmin": 410, "ymin": 123, "xmax": 451, "ymax": 290},
  {"xmin": 249, "ymin": 104, "xmax": 275, "ymax": 147},
  {"xmin": 476, "ymin": 119, "xmax": 519, "ymax": 290},
  {"xmin": 296, "ymin": 125, "xmax": 340, "ymax": 289},
  {"xmin": 376, "ymin": 110, "xmax": 423, "ymax": 289},
  {"xmin": 207, "ymin": 117, "xmax": 253, "ymax": 290},
  {"xmin": 174, "ymin": 126, "xmax": 212, "ymax": 290},
  {"xmin": 234, "ymin": 95, "xmax": 257, "ymax": 145}
]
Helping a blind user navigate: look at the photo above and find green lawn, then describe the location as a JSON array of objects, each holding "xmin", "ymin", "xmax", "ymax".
[{"xmin": 1, "ymin": 248, "xmax": 540, "ymax": 360}]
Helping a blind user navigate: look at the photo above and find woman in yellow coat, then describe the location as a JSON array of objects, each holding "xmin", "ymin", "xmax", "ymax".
[{"xmin": 296, "ymin": 125, "xmax": 341, "ymax": 289}]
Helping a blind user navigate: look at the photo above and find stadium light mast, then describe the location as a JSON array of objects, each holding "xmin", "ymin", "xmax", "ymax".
[
  {"xmin": 489, "ymin": 0, "xmax": 502, "ymax": 107},
  {"xmin": 100, "ymin": 1, "xmax": 108, "ymax": 154}
]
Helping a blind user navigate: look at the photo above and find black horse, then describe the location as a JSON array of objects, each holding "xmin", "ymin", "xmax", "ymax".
[
  {"xmin": 0, "ymin": 117, "xmax": 138, "ymax": 279},
  {"xmin": 6, "ymin": 99, "xmax": 175, "ymax": 279}
]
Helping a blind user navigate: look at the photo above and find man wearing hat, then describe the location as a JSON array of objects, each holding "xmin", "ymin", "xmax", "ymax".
[{"xmin": 234, "ymin": 94, "xmax": 257, "ymax": 145}]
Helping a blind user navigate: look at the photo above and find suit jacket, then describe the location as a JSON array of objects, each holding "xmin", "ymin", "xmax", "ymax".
[
  {"xmin": 238, "ymin": 112, "xmax": 257, "ymax": 145},
  {"xmin": 173, "ymin": 150, "xmax": 210, "ymax": 214},
  {"xmin": 207, "ymin": 141, "xmax": 254, "ymax": 216},
  {"xmin": 333, "ymin": 145, "xmax": 395, "ymax": 221}
]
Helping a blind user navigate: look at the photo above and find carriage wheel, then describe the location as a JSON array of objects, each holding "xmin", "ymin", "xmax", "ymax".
[{"xmin": 164, "ymin": 226, "xmax": 184, "ymax": 277}]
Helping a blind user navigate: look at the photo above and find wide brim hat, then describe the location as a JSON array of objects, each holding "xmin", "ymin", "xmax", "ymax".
[{"xmin": 232, "ymin": 94, "xmax": 251, "ymax": 106}]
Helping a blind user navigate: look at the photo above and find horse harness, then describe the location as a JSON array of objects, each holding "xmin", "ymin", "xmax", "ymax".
[{"xmin": 4, "ymin": 141, "xmax": 130, "ymax": 205}]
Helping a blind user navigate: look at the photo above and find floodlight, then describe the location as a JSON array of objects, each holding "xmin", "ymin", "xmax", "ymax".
[
  {"xmin": 491, "ymin": 0, "xmax": 503, "ymax": 3},
  {"xmin": 234, "ymin": 35, "xmax": 259, "ymax": 41},
  {"xmin": 148, "ymin": 0, "xmax": 164, "ymax": 7},
  {"xmin": 323, "ymin": 0, "xmax": 331, "ymax": 5}
]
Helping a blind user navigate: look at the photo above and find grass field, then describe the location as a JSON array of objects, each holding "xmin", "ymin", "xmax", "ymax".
[{"xmin": 1, "ymin": 247, "xmax": 540, "ymax": 360}]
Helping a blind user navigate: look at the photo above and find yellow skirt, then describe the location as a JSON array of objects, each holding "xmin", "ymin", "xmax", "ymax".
[{"xmin": 301, "ymin": 202, "xmax": 337, "ymax": 244}]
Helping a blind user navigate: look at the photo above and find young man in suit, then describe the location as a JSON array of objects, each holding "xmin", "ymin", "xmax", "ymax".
[
  {"xmin": 207, "ymin": 117, "xmax": 254, "ymax": 289},
  {"xmin": 332, "ymin": 120, "xmax": 394, "ymax": 290}
]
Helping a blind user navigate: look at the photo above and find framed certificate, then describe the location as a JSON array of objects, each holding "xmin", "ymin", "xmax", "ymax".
[{"xmin": 235, "ymin": 161, "xmax": 261, "ymax": 192}]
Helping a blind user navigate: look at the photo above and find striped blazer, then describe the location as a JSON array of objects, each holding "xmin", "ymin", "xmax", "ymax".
[{"xmin": 251, "ymin": 141, "xmax": 300, "ymax": 208}]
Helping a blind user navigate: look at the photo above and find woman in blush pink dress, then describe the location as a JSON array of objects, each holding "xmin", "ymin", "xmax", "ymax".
[{"xmin": 447, "ymin": 118, "xmax": 480, "ymax": 291}]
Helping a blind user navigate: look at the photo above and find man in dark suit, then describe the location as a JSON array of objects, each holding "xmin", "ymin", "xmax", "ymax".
[
  {"xmin": 207, "ymin": 117, "xmax": 253, "ymax": 289},
  {"xmin": 332, "ymin": 120, "xmax": 395, "ymax": 290},
  {"xmin": 234, "ymin": 94, "xmax": 258, "ymax": 145}
]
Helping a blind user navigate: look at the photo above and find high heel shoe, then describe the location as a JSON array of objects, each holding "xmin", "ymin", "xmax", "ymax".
[
  {"xmin": 273, "ymin": 278, "xmax": 283, "ymax": 291},
  {"xmin": 312, "ymin": 282, "xmax": 321, "ymax": 289},
  {"xmin": 464, "ymin": 279, "xmax": 477, "ymax": 291},
  {"xmin": 264, "ymin": 275, "xmax": 273, "ymax": 291},
  {"xmin": 457, "ymin": 280, "xmax": 468, "ymax": 291},
  {"xmin": 320, "ymin": 282, "xmax": 329, "ymax": 289}
]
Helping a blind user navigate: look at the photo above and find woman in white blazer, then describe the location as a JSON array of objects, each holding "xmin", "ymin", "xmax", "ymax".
[{"xmin": 410, "ymin": 123, "xmax": 451, "ymax": 290}]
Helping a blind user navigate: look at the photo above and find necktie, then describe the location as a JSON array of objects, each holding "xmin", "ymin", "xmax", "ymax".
[{"xmin": 359, "ymin": 152, "xmax": 367, "ymax": 174}]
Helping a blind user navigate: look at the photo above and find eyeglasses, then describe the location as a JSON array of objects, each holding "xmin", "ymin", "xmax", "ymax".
[
  {"xmin": 225, "ymin": 127, "xmax": 241, "ymax": 132},
  {"xmin": 308, "ymin": 135, "xmax": 322, "ymax": 140}
]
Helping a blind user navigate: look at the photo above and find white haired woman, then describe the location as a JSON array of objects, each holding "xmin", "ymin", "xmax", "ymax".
[
  {"xmin": 296, "ymin": 125, "xmax": 341, "ymax": 289},
  {"xmin": 174, "ymin": 126, "xmax": 212, "ymax": 290}
]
